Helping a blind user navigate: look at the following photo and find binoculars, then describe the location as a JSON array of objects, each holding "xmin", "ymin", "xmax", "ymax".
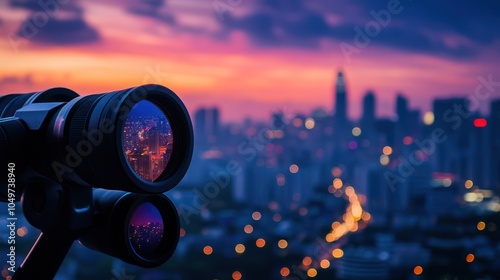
[{"xmin": 0, "ymin": 84, "xmax": 193, "ymax": 279}]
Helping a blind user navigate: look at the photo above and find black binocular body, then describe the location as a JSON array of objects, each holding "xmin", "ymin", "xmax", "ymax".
[{"xmin": 0, "ymin": 84, "xmax": 193, "ymax": 279}]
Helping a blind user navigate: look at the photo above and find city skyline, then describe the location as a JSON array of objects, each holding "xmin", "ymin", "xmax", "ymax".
[{"xmin": 194, "ymin": 70, "xmax": 499, "ymax": 126}]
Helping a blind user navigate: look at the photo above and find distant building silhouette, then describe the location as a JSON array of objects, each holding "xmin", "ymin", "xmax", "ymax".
[
  {"xmin": 396, "ymin": 94, "xmax": 408, "ymax": 121},
  {"xmin": 432, "ymin": 98, "xmax": 470, "ymax": 177},
  {"xmin": 194, "ymin": 107, "xmax": 220, "ymax": 144},
  {"xmin": 362, "ymin": 91, "xmax": 376, "ymax": 121},
  {"xmin": 334, "ymin": 71, "xmax": 348, "ymax": 121}
]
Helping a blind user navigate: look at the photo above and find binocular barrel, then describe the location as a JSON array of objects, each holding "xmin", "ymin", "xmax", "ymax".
[{"xmin": 0, "ymin": 84, "xmax": 192, "ymax": 274}]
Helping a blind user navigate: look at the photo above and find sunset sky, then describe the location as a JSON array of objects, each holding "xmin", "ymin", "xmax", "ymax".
[{"xmin": 0, "ymin": 0, "xmax": 499, "ymax": 122}]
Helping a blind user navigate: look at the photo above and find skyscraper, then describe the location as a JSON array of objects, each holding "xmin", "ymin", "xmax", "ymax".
[
  {"xmin": 148, "ymin": 126, "xmax": 160, "ymax": 155},
  {"xmin": 362, "ymin": 91, "xmax": 376, "ymax": 121},
  {"xmin": 334, "ymin": 71, "xmax": 347, "ymax": 121},
  {"xmin": 396, "ymin": 94, "xmax": 408, "ymax": 122},
  {"xmin": 432, "ymin": 98, "xmax": 470, "ymax": 176},
  {"xmin": 194, "ymin": 107, "xmax": 220, "ymax": 144}
]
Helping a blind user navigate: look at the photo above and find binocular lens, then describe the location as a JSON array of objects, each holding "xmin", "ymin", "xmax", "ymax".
[
  {"xmin": 129, "ymin": 202, "xmax": 164, "ymax": 258},
  {"xmin": 124, "ymin": 100, "xmax": 174, "ymax": 182}
]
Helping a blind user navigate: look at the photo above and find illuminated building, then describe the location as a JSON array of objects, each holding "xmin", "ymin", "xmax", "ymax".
[
  {"xmin": 127, "ymin": 154, "xmax": 152, "ymax": 180},
  {"xmin": 148, "ymin": 126, "xmax": 160, "ymax": 155}
]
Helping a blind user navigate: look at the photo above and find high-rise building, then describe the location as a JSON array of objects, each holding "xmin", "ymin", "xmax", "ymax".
[
  {"xmin": 148, "ymin": 126, "xmax": 160, "ymax": 155},
  {"xmin": 396, "ymin": 94, "xmax": 408, "ymax": 121},
  {"xmin": 360, "ymin": 91, "xmax": 376, "ymax": 137},
  {"xmin": 194, "ymin": 107, "xmax": 220, "ymax": 145},
  {"xmin": 432, "ymin": 98, "xmax": 470, "ymax": 176},
  {"xmin": 127, "ymin": 154, "xmax": 152, "ymax": 180},
  {"xmin": 334, "ymin": 71, "xmax": 347, "ymax": 121},
  {"xmin": 362, "ymin": 91, "xmax": 376, "ymax": 121}
]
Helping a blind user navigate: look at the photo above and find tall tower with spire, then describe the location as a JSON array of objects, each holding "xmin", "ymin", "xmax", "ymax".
[{"xmin": 334, "ymin": 71, "xmax": 347, "ymax": 121}]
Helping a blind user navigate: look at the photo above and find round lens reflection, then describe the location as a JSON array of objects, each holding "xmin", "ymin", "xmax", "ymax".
[
  {"xmin": 123, "ymin": 100, "xmax": 173, "ymax": 181},
  {"xmin": 129, "ymin": 202, "xmax": 164, "ymax": 258}
]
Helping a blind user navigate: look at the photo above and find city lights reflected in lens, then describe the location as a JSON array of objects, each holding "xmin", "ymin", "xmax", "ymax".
[
  {"xmin": 124, "ymin": 100, "xmax": 173, "ymax": 182},
  {"xmin": 129, "ymin": 202, "xmax": 164, "ymax": 258}
]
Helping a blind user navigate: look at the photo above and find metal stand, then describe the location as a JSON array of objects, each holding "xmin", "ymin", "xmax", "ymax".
[
  {"xmin": 13, "ymin": 181, "xmax": 93, "ymax": 280},
  {"xmin": 13, "ymin": 230, "xmax": 76, "ymax": 279}
]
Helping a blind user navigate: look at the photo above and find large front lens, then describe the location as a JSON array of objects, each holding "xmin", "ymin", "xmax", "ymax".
[
  {"xmin": 129, "ymin": 202, "xmax": 164, "ymax": 258},
  {"xmin": 124, "ymin": 100, "xmax": 174, "ymax": 182}
]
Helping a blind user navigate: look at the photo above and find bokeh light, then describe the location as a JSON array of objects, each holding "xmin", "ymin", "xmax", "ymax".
[
  {"xmin": 256, "ymin": 238, "xmax": 266, "ymax": 248},
  {"xmin": 332, "ymin": 248, "xmax": 344, "ymax": 258},
  {"xmin": 235, "ymin": 244, "xmax": 245, "ymax": 254},
  {"xmin": 477, "ymin": 221, "xmax": 486, "ymax": 231},
  {"xmin": 278, "ymin": 239, "xmax": 288, "ymax": 249},
  {"xmin": 203, "ymin": 246, "xmax": 213, "ymax": 255},
  {"xmin": 413, "ymin": 266, "xmax": 423, "ymax": 275},
  {"xmin": 320, "ymin": 259, "xmax": 330, "ymax": 269},
  {"xmin": 252, "ymin": 211, "xmax": 262, "ymax": 221},
  {"xmin": 423, "ymin": 112, "xmax": 434, "ymax": 125},
  {"xmin": 465, "ymin": 180, "xmax": 473, "ymax": 189},
  {"xmin": 305, "ymin": 118, "xmax": 315, "ymax": 129},
  {"xmin": 244, "ymin": 224, "xmax": 253, "ymax": 234},
  {"xmin": 382, "ymin": 146, "xmax": 393, "ymax": 155},
  {"xmin": 232, "ymin": 271, "xmax": 242, "ymax": 280},
  {"xmin": 352, "ymin": 127, "xmax": 361, "ymax": 136},
  {"xmin": 307, "ymin": 268, "xmax": 317, "ymax": 277},
  {"xmin": 280, "ymin": 267, "xmax": 290, "ymax": 277}
]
